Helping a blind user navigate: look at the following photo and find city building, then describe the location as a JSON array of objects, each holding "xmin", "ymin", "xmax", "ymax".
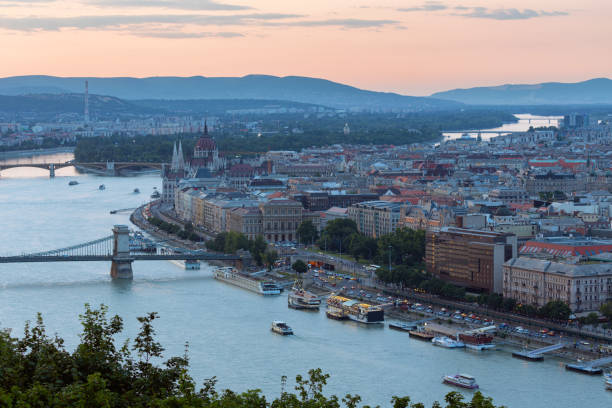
[
  {"xmin": 503, "ymin": 257, "xmax": 612, "ymax": 312},
  {"xmin": 348, "ymin": 201, "xmax": 403, "ymax": 238},
  {"xmin": 524, "ymin": 172, "xmax": 583, "ymax": 195},
  {"xmin": 426, "ymin": 227, "xmax": 517, "ymax": 293},
  {"xmin": 260, "ymin": 199, "xmax": 303, "ymax": 242}
]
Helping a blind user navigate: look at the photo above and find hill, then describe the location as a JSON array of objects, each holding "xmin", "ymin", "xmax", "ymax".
[
  {"xmin": 431, "ymin": 78, "xmax": 612, "ymax": 105},
  {"xmin": 0, "ymin": 75, "xmax": 461, "ymax": 111}
]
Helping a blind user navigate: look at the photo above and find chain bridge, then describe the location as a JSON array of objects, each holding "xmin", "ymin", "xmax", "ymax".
[{"xmin": 0, "ymin": 225, "xmax": 242, "ymax": 279}]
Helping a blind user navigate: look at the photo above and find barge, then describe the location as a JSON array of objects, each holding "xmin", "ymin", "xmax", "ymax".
[{"xmin": 214, "ymin": 267, "xmax": 281, "ymax": 295}]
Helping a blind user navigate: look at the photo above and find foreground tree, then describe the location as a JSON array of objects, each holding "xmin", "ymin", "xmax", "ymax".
[{"xmin": 0, "ymin": 305, "xmax": 506, "ymax": 407}]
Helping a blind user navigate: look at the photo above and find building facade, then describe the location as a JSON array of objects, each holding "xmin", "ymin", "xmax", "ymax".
[
  {"xmin": 426, "ymin": 227, "xmax": 517, "ymax": 293},
  {"xmin": 348, "ymin": 201, "xmax": 403, "ymax": 238},
  {"xmin": 503, "ymin": 257, "xmax": 612, "ymax": 312}
]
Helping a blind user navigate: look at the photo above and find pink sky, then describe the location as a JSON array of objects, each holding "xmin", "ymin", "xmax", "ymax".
[{"xmin": 0, "ymin": 0, "xmax": 610, "ymax": 95}]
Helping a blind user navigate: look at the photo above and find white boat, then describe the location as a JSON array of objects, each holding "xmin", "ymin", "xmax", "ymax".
[
  {"xmin": 442, "ymin": 374, "xmax": 479, "ymax": 390},
  {"xmin": 605, "ymin": 372, "xmax": 612, "ymax": 390},
  {"xmin": 151, "ymin": 188, "xmax": 161, "ymax": 199},
  {"xmin": 214, "ymin": 267, "xmax": 281, "ymax": 295},
  {"xmin": 432, "ymin": 336, "xmax": 465, "ymax": 348},
  {"xmin": 288, "ymin": 280, "xmax": 321, "ymax": 310},
  {"xmin": 326, "ymin": 295, "xmax": 384, "ymax": 324},
  {"xmin": 271, "ymin": 320, "xmax": 293, "ymax": 335}
]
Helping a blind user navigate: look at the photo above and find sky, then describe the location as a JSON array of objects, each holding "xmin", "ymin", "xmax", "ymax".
[{"xmin": 0, "ymin": 0, "xmax": 610, "ymax": 95}]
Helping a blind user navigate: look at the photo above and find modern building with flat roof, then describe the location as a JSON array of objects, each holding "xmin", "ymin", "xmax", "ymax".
[
  {"xmin": 348, "ymin": 201, "xmax": 403, "ymax": 238},
  {"xmin": 426, "ymin": 227, "xmax": 517, "ymax": 293}
]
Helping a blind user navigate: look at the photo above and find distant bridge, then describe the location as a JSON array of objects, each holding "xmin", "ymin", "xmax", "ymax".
[
  {"xmin": 0, "ymin": 225, "xmax": 242, "ymax": 279},
  {"xmin": 0, "ymin": 161, "xmax": 162, "ymax": 177}
]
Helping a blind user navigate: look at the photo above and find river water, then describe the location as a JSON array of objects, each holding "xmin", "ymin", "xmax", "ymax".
[
  {"xmin": 0, "ymin": 155, "xmax": 609, "ymax": 408},
  {"xmin": 442, "ymin": 113, "xmax": 563, "ymax": 141}
]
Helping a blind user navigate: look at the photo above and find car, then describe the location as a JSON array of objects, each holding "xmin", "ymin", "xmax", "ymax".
[
  {"xmin": 453, "ymin": 314, "xmax": 463, "ymax": 320},
  {"xmin": 365, "ymin": 294, "xmax": 372, "ymax": 299}
]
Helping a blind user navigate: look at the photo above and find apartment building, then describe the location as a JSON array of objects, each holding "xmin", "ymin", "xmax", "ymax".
[
  {"xmin": 503, "ymin": 257, "xmax": 612, "ymax": 312},
  {"xmin": 426, "ymin": 227, "xmax": 517, "ymax": 293},
  {"xmin": 348, "ymin": 201, "xmax": 403, "ymax": 238}
]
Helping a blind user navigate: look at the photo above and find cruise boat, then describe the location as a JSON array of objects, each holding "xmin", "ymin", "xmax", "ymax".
[
  {"xmin": 432, "ymin": 336, "xmax": 465, "ymax": 348},
  {"xmin": 271, "ymin": 321, "xmax": 293, "ymax": 335},
  {"xmin": 287, "ymin": 280, "xmax": 321, "ymax": 310},
  {"xmin": 442, "ymin": 374, "xmax": 479, "ymax": 390},
  {"xmin": 326, "ymin": 295, "xmax": 384, "ymax": 324},
  {"xmin": 408, "ymin": 326, "xmax": 435, "ymax": 341},
  {"xmin": 214, "ymin": 267, "xmax": 281, "ymax": 295},
  {"xmin": 459, "ymin": 332, "xmax": 496, "ymax": 351}
]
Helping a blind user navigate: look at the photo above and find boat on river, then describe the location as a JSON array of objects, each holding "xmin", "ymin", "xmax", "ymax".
[
  {"xmin": 150, "ymin": 188, "xmax": 161, "ymax": 199},
  {"xmin": 214, "ymin": 267, "xmax": 281, "ymax": 295},
  {"xmin": 459, "ymin": 332, "xmax": 496, "ymax": 351},
  {"xmin": 68, "ymin": 180, "xmax": 78, "ymax": 186},
  {"xmin": 99, "ymin": 184, "xmax": 105, "ymax": 190},
  {"xmin": 326, "ymin": 295, "xmax": 384, "ymax": 324},
  {"xmin": 133, "ymin": 188, "xmax": 140, "ymax": 194},
  {"xmin": 443, "ymin": 374, "xmax": 479, "ymax": 390},
  {"xmin": 408, "ymin": 326, "xmax": 435, "ymax": 341},
  {"xmin": 271, "ymin": 321, "xmax": 293, "ymax": 335},
  {"xmin": 288, "ymin": 280, "xmax": 321, "ymax": 310},
  {"xmin": 432, "ymin": 336, "xmax": 465, "ymax": 348}
]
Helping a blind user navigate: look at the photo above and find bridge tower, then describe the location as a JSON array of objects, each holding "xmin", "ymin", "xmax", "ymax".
[
  {"xmin": 49, "ymin": 163, "xmax": 55, "ymax": 178},
  {"xmin": 105, "ymin": 161, "xmax": 115, "ymax": 176},
  {"xmin": 110, "ymin": 225, "xmax": 133, "ymax": 279}
]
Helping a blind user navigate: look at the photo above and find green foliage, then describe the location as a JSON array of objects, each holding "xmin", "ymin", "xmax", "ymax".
[
  {"xmin": 205, "ymin": 232, "xmax": 269, "ymax": 267},
  {"xmin": 601, "ymin": 301, "xmax": 612, "ymax": 320},
  {"xmin": 0, "ymin": 305, "xmax": 506, "ymax": 407},
  {"xmin": 292, "ymin": 260, "xmax": 308, "ymax": 274},
  {"xmin": 263, "ymin": 250, "xmax": 279, "ymax": 271},
  {"xmin": 538, "ymin": 300, "xmax": 571, "ymax": 321},
  {"xmin": 317, "ymin": 219, "xmax": 358, "ymax": 253},
  {"xmin": 297, "ymin": 220, "xmax": 318, "ymax": 245}
]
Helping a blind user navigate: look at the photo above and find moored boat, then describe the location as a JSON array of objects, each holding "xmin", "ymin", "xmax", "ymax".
[
  {"xmin": 442, "ymin": 374, "xmax": 479, "ymax": 390},
  {"xmin": 409, "ymin": 326, "xmax": 435, "ymax": 341},
  {"xmin": 459, "ymin": 332, "xmax": 496, "ymax": 351},
  {"xmin": 326, "ymin": 295, "xmax": 384, "ymax": 324},
  {"xmin": 288, "ymin": 280, "xmax": 321, "ymax": 310},
  {"xmin": 432, "ymin": 336, "xmax": 465, "ymax": 348},
  {"xmin": 271, "ymin": 321, "xmax": 293, "ymax": 335},
  {"xmin": 214, "ymin": 267, "xmax": 281, "ymax": 295}
]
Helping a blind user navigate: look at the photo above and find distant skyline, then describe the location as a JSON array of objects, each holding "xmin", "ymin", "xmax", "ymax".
[{"xmin": 0, "ymin": 0, "xmax": 610, "ymax": 95}]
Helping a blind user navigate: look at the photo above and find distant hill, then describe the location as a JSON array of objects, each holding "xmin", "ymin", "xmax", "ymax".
[
  {"xmin": 0, "ymin": 93, "xmax": 155, "ymax": 116},
  {"xmin": 431, "ymin": 78, "xmax": 612, "ymax": 105},
  {"xmin": 0, "ymin": 75, "xmax": 460, "ymax": 111}
]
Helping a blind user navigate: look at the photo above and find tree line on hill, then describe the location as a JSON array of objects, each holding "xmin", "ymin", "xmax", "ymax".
[
  {"xmin": 74, "ymin": 110, "xmax": 516, "ymax": 162},
  {"xmin": 0, "ymin": 304, "xmax": 506, "ymax": 407}
]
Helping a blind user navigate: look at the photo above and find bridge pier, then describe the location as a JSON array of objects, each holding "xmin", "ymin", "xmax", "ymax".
[
  {"xmin": 49, "ymin": 164, "xmax": 55, "ymax": 178},
  {"xmin": 111, "ymin": 225, "xmax": 133, "ymax": 279},
  {"xmin": 105, "ymin": 161, "xmax": 116, "ymax": 176}
]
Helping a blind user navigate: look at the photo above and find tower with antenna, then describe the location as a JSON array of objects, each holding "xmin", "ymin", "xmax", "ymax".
[{"xmin": 84, "ymin": 80, "xmax": 90, "ymax": 125}]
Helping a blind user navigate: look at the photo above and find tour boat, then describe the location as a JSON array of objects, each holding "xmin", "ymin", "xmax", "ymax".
[
  {"xmin": 442, "ymin": 374, "xmax": 479, "ymax": 390},
  {"xmin": 326, "ymin": 295, "xmax": 384, "ymax": 324},
  {"xmin": 287, "ymin": 280, "xmax": 321, "ymax": 310},
  {"xmin": 150, "ymin": 189, "xmax": 161, "ymax": 199},
  {"xmin": 214, "ymin": 267, "xmax": 281, "ymax": 295},
  {"xmin": 432, "ymin": 336, "xmax": 465, "ymax": 348},
  {"xmin": 459, "ymin": 332, "xmax": 496, "ymax": 351},
  {"xmin": 271, "ymin": 321, "xmax": 293, "ymax": 335},
  {"xmin": 68, "ymin": 180, "xmax": 79, "ymax": 186}
]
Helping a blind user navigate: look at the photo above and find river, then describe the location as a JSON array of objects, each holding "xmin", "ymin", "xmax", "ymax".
[
  {"xmin": 0, "ymin": 154, "xmax": 609, "ymax": 408},
  {"xmin": 442, "ymin": 113, "xmax": 563, "ymax": 141}
]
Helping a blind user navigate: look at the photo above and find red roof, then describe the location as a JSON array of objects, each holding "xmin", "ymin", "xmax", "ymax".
[{"xmin": 196, "ymin": 136, "xmax": 217, "ymax": 151}]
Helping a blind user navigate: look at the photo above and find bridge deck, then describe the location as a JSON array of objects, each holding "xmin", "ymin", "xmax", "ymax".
[
  {"xmin": 0, "ymin": 253, "xmax": 241, "ymax": 263},
  {"xmin": 525, "ymin": 343, "xmax": 566, "ymax": 357}
]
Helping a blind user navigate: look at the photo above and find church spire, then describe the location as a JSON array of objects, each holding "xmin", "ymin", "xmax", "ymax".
[
  {"xmin": 177, "ymin": 140, "xmax": 185, "ymax": 170},
  {"xmin": 171, "ymin": 142, "xmax": 178, "ymax": 171},
  {"xmin": 204, "ymin": 119, "xmax": 208, "ymax": 136}
]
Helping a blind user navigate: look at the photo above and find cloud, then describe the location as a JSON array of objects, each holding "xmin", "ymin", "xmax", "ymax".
[
  {"xmin": 0, "ymin": 12, "xmax": 302, "ymax": 31},
  {"xmin": 129, "ymin": 30, "xmax": 244, "ymax": 39},
  {"xmin": 455, "ymin": 7, "xmax": 568, "ymax": 20},
  {"xmin": 398, "ymin": 2, "xmax": 447, "ymax": 12},
  {"xmin": 83, "ymin": 0, "xmax": 251, "ymax": 11},
  {"xmin": 265, "ymin": 18, "xmax": 399, "ymax": 29}
]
